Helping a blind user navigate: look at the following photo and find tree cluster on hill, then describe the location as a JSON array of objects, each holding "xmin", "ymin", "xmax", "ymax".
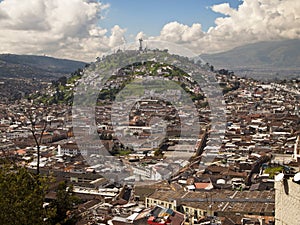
[{"xmin": 0, "ymin": 161, "xmax": 80, "ymax": 225}]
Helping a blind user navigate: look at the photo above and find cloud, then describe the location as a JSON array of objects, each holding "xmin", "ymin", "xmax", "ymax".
[
  {"xmin": 211, "ymin": 3, "xmax": 236, "ymax": 16},
  {"xmin": 108, "ymin": 25, "xmax": 126, "ymax": 47},
  {"xmin": 209, "ymin": 0, "xmax": 300, "ymax": 50},
  {"xmin": 148, "ymin": 0, "xmax": 300, "ymax": 55},
  {"xmin": 0, "ymin": 0, "xmax": 122, "ymax": 62},
  {"xmin": 1, "ymin": 0, "xmax": 299, "ymax": 61},
  {"xmin": 135, "ymin": 32, "xmax": 147, "ymax": 42},
  {"xmin": 159, "ymin": 22, "xmax": 205, "ymax": 43}
]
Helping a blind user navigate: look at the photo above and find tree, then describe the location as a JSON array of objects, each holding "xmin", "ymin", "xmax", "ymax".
[
  {"xmin": 29, "ymin": 118, "xmax": 47, "ymax": 176},
  {"xmin": 0, "ymin": 161, "xmax": 80, "ymax": 225},
  {"xmin": 49, "ymin": 181, "xmax": 80, "ymax": 225},
  {"xmin": 0, "ymin": 163, "xmax": 52, "ymax": 225},
  {"xmin": 58, "ymin": 76, "xmax": 67, "ymax": 86},
  {"xmin": 21, "ymin": 104, "xmax": 49, "ymax": 175}
]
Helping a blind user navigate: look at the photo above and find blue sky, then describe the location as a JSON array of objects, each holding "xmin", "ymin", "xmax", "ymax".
[
  {"xmin": 0, "ymin": 0, "xmax": 299, "ymax": 61},
  {"xmin": 101, "ymin": 0, "xmax": 243, "ymax": 37}
]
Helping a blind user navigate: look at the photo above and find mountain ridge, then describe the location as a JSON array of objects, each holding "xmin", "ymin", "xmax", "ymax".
[
  {"xmin": 201, "ymin": 39, "xmax": 300, "ymax": 69},
  {"xmin": 0, "ymin": 53, "xmax": 87, "ymax": 80},
  {"xmin": 201, "ymin": 39, "xmax": 300, "ymax": 80}
]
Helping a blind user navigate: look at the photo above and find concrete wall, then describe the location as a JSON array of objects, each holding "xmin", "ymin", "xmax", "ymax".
[{"xmin": 275, "ymin": 179, "xmax": 300, "ymax": 225}]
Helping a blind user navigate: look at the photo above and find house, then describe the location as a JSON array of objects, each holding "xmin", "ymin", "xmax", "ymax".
[
  {"xmin": 194, "ymin": 182, "xmax": 213, "ymax": 191},
  {"xmin": 147, "ymin": 205, "xmax": 185, "ymax": 225}
]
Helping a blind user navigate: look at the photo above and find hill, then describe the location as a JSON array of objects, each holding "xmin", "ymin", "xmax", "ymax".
[
  {"xmin": 32, "ymin": 50, "xmax": 239, "ymax": 106},
  {"xmin": 0, "ymin": 54, "xmax": 87, "ymax": 80},
  {"xmin": 201, "ymin": 39, "xmax": 300, "ymax": 80}
]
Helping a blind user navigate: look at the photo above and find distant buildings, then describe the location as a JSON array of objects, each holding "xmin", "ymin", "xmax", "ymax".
[
  {"xmin": 1, "ymin": 50, "xmax": 300, "ymax": 224},
  {"xmin": 146, "ymin": 189, "xmax": 275, "ymax": 225}
]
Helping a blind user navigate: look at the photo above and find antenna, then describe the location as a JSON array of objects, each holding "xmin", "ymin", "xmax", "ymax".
[
  {"xmin": 293, "ymin": 172, "xmax": 300, "ymax": 182},
  {"xmin": 275, "ymin": 173, "xmax": 284, "ymax": 182}
]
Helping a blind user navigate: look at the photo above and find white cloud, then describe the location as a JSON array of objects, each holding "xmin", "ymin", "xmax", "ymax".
[
  {"xmin": 158, "ymin": 22, "xmax": 205, "ymax": 43},
  {"xmin": 207, "ymin": 0, "xmax": 300, "ymax": 50},
  {"xmin": 135, "ymin": 32, "xmax": 147, "ymax": 42},
  {"xmin": 0, "ymin": 0, "xmax": 124, "ymax": 62},
  {"xmin": 108, "ymin": 25, "xmax": 126, "ymax": 47},
  {"xmin": 211, "ymin": 3, "xmax": 236, "ymax": 16},
  {"xmin": 1, "ymin": 0, "xmax": 299, "ymax": 61},
  {"xmin": 147, "ymin": 0, "xmax": 300, "ymax": 55}
]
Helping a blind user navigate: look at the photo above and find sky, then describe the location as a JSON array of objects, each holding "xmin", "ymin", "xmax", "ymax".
[
  {"xmin": 100, "ymin": 0, "xmax": 242, "ymax": 36},
  {"xmin": 0, "ymin": 0, "xmax": 299, "ymax": 62}
]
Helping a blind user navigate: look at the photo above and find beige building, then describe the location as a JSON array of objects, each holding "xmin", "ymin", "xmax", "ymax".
[
  {"xmin": 146, "ymin": 189, "xmax": 275, "ymax": 224},
  {"xmin": 275, "ymin": 178, "xmax": 300, "ymax": 225},
  {"xmin": 293, "ymin": 136, "xmax": 300, "ymax": 162}
]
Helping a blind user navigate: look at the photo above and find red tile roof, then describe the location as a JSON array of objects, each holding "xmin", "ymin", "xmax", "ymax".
[{"xmin": 194, "ymin": 182, "xmax": 211, "ymax": 189}]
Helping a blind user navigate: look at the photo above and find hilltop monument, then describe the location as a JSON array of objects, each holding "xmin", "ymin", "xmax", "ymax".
[{"xmin": 139, "ymin": 38, "xmax": 143, "ymax": 51}]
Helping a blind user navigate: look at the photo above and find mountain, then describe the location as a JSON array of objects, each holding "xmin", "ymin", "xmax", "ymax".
[
  {"xmin": 0, "ymin": 54, "xmax": 87, "ymax": 80},
  {"xmin": 201, "ymin": 39, "xmax": 300, "ymax": 80}
]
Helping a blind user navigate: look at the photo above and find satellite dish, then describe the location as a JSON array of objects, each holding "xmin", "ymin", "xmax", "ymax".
[
  {"xmin": 275, "ymin": 173, "xmax": 284, "ymax": 182},
  {"xmin": 293, "ymin": 172, "xmax": 300, "ymax": 182}
]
